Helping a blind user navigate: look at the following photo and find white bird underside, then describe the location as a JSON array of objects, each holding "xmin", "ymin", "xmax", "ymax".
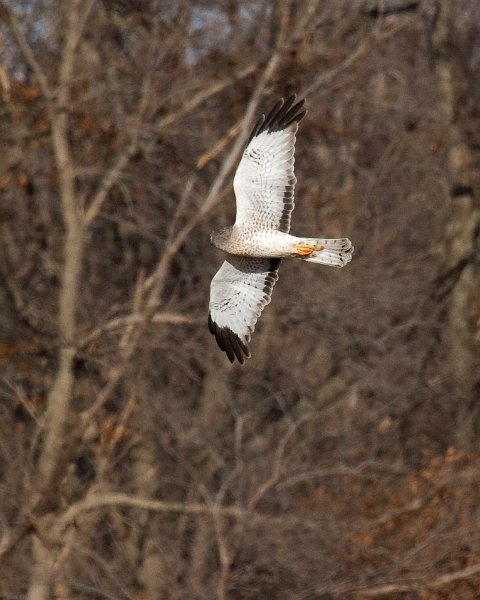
[{"xmin": 208, "ymin": 95, "xmax": 354, "ymax": 364}]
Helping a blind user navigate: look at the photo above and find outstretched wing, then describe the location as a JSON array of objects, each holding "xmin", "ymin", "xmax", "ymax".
[
  {"xmin": 233, "ymin": 95, "xmax": 306, "ymax": 234},
  {"xmin": 208, "ymin": 256, "xmax": 281, "ymax": 364}
]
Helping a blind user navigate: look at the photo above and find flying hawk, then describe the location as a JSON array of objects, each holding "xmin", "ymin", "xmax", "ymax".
[{"xmin": 208, "ymin": 95, "xmax": 353, "ymax": 364}]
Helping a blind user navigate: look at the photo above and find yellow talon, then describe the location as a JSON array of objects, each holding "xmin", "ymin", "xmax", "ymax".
[{"xmin": 293, "ymin": 244, "xmax": 314, "ymax": 256}]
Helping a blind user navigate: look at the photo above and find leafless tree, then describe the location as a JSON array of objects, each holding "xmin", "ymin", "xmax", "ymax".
[{"xmin": 0, "ymin": 1, "xmax": 479, "ymax": 599}]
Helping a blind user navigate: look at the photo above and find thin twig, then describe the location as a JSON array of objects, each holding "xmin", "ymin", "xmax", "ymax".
[
  {"xmin": 196, "ymin": 120, "xmax": 242, "ymax": 169},
  {"xmin": 2, "ymin": 3, "xmax": 51, "ymax": 100},
  {"xmin": 79, "ymin": 312, "xmax": 200, "ymax": 349},
  {"xmin": 80, "ymin": 43, "xmax": 285, "ymax": 426},
  {"xmin": 152, "ymin": 63, "xmax": 258, "ymax": 133},
  {"xmin": 85, "ymin": 63, "xmax": 259, "ymax": 226},
  {"xmin": 54, "ymin": 493, "xmax": 248, "ymax": 535},
  {"xmin": 350, "ymin": 562, "xmax": 480, "ymax": 597},
  {"xmin": 248, "ymin": 422, "xmax": 298, "ymax": 510}
]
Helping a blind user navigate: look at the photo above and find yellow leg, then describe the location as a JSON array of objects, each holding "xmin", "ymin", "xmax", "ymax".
[{"xmin": 293, "ymin": 243, "xmax": 324, "ymax": 257}]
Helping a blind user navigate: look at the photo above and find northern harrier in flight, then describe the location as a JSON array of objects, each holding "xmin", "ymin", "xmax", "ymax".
[{"xmin": 209, "ymin": 95, "xmax": 353, "ymax": 364}]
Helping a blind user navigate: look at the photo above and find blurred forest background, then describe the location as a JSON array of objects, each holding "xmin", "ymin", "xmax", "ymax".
[{"xmin": 0, "ymin": 0, "xmax": 479, "ymax": 598}]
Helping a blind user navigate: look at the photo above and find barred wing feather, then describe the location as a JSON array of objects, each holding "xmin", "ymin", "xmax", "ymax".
[
  {"xmin": 233, "ymin": 95, "xmax": 306, "ymax": 233},
  {"xmin": 208, "ymin": 256, "xmax": 281, "ymax": 364}
]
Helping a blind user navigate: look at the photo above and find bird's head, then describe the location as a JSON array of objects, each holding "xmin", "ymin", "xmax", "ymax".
[{"xmin": 210, "ymin": 226, "xmax": 233, "ymax": 252}]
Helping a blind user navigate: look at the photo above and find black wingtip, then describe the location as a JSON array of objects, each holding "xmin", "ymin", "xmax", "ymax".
[
  {"xmin": 246, "ymin": 114, "xmax": 266, "ymax": 145},
  {"xmin": 208, "ymin": 312, "xmax": 215, "ymax": 335},
  {"xmin": 208, "ymin": 313, "xmax": 250, "ymax": 365},
  {"xmin": 246, "ymin": 94, "xmax": 306, "ymax": 146}
]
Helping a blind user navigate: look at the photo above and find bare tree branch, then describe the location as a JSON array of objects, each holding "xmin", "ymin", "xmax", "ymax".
[
  {"xmin": 79, "ymin": 312, "xmax": 200, "ymax": 349},
  {"xmin": 36, "ymin": 1, "xmax": 86, "ymax": 487},
  {"xmin": 84, "ymin": 62, "xmax": 259, "ymax": 226},
  {"xmin": 350, "ymin": 562, "xmax": 480, "ymax": 597},
  {"xmin": 152, "ymin": 63, "xmax": 259, "ymax": 133},
  {"xmin": 54, "ymin": 493, "xmax": 248, "ymax": 535},
  {"xmin": 248, "ymin": 422, "xmax": 298, "ymax": 510},
  {"xmin": 1, "ymin": 2, "xmax": 52, "ymax": 100},
  {"xmin": 196, "ymin": 121, "xmax": 242, "ymax": 169},
  {"xmin": 79, "ymin": 35, "xmax": 287, "ymax": 426},
  {"xmin": 25, "ymin": 5, "xmax": 94, "ymax": 598}
]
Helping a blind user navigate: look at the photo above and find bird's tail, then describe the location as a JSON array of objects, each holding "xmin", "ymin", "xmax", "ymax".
[{"xmin": 292, "ymin": 238, "xmax": 353, "ymax": 268}]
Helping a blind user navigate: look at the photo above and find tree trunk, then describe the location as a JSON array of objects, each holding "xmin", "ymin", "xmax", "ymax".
[{"xmin": 433, "ymin": 0, "xmax": 480, "ymax": 449}]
